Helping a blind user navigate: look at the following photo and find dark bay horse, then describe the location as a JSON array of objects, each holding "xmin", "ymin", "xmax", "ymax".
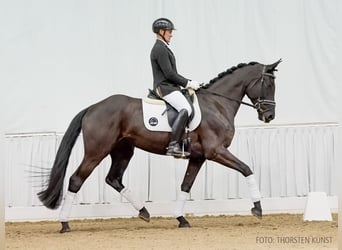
[{"xmin": 38, "ymin": 60, "xmax": 281, "ymax": 232}]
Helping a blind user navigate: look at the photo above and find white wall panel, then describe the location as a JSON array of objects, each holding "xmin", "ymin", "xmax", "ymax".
[{"xmin": 5, "ymin": 124, "xmax": 338, "ymax": 221}]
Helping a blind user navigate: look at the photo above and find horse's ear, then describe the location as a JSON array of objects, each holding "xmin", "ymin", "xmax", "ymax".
[{"xmin": 266, "ymin": 58, "xmax": 282, "ymax": 72}]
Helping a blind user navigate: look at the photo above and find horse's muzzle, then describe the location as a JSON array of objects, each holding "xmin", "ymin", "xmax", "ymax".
[
  {"xmin": 255, "ymin": 99, "xmax": 276, "ymax": 123},
  {"xmin": 259, "ymin": 111, "xmax": 275, "ymax": 123}
]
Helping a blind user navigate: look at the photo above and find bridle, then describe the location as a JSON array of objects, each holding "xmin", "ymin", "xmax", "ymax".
[
  {"xmin": 199, "ymin": 65, "xmax": 276, "ymax": 113},
  {"xmin": 251, "ymin": 65, "xmax": 276, "ymax": 114}
]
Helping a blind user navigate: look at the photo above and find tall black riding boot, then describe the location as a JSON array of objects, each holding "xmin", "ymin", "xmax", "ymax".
[{"xmin": 166, "ymin": 109, "xmax": 189, "ymax": 158}]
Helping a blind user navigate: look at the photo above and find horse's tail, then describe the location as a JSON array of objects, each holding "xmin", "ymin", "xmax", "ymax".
[{"xmin": 37, "ymin": 108, "xmax": 88, "ymax": 209}]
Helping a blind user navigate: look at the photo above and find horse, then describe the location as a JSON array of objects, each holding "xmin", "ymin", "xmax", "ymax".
[{"xmin": 38, "ymin": 59, "xmax": 281, "ymax": 233}]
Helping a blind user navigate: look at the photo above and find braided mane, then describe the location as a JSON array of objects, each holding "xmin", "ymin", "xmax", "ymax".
[{"xmin": 203, "ymin": 61, "xmax": 259, "ymax": 88}]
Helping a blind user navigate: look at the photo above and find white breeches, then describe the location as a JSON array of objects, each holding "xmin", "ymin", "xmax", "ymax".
[{"xmin": 163, "ymin": 91, "xmax": 192, "ymax": 116}]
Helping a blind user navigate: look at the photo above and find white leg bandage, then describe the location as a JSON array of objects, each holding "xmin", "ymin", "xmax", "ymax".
[
  {"xmin": 246, "ymin": 174, "xmax": 261, "ymax": 202},
  {"xmin": 120, "ymin": 188, "xmax": 144, "ymax": 211},
  {"xmin": 174, "ymin": 191, "xmax": 188, "ymax": 218},
  {"xmin": 59, "ymin": 191, "xmax": 76, "ymax": 222}
]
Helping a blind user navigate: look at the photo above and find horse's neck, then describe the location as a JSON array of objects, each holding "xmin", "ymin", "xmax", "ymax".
[
  {"xmin": 211, "ymin": 75, "xmax": 247, "ymax": 102},
  {"xmin": 208, "ymin": 72, "xmax": 251, "ymax": 116}
]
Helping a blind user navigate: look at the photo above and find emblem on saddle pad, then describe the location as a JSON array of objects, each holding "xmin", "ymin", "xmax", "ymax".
[
  {"xmin": 142, "ymin": 93, "xmax": 202, "ymax": 132},
  {"xmin": 148, "ymin": 117, "xmax": 158, "ymax": 126}
]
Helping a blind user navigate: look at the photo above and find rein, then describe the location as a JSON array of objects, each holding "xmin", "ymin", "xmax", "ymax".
[
  {"xmin": 198, "ymin": 66, "xmax": 276, "ymax": 112},
  {"xmin": 198, "ymin": 88, "xmax": 256, "ymax": 108}
]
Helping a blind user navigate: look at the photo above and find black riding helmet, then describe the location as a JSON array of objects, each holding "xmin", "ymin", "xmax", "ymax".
[{"xmin": 152, "ymin": 18, "xmax": 175, "ymax": 34}]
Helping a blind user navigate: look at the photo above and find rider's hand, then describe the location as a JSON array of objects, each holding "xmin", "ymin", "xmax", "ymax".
[{"xmin": 186, "ymin": 80, "xmax": 201, "ymax": 90}]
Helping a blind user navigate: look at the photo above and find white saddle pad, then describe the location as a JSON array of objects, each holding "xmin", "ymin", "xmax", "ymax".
[{"xmin": 142, "ymin": 93, "xmax": 202, "ymax": 132}]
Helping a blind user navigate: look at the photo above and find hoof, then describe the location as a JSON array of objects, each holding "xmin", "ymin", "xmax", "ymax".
[
  {"xmin": 60, "ymin": 222, "xmax": 71, "ymax": 233},
  {"xmin": 251, "ymin": 207, "xmax": 262, "ymax": 219},
  {"xmin": 179, "ymin": 222, "xmax": 191, "ymax": 228},
  {"xmin": 176, "ymin": 216, "xmax": 191, "ymax": 228},
  {"xmin": 251, "ymin": 201, "xmax": 262, "ymax": 219},
  {"xmin": 139, "ymin": 207, "xmax": 150, "ymax": 222}
]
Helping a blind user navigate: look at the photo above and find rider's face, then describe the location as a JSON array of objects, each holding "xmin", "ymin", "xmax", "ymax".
[{"xmin": 160, "ymin": 29, "xmax": 173, "ymax": 43}]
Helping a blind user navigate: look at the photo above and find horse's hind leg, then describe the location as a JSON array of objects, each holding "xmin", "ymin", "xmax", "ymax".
[
  {"xmin": 59, "ymin": 156, "xmax": 105, "ymax": 233},
  {"xmin": 105, "ymin": 140, "xmax": 150, "ymax": 222}
]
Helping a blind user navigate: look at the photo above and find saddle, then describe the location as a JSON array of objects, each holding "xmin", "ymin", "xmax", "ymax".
[
  {"xmin": 147, "ymin": 89, "xmax": 195, "ymax": 127},
  {"xmin": 142, "ymin": 89, "xmax": 201, "ymax": 132}
]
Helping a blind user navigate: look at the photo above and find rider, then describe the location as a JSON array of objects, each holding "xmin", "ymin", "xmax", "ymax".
[{"xmin": 150, "ymin": 18, "xmax": 201, "ymax": 157}]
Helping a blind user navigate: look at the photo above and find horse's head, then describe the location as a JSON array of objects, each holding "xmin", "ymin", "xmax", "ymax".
[{"xmin": 246, "ymin": 59, "xmax": 281, "ymax": 123}]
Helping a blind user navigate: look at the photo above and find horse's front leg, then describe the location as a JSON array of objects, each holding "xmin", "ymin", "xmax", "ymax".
[
  {"xmin": 207, "ymin": 146, "xmax": 262, "ymax": 218},
  {"xmin": 175, "ymin": 157, "xmax": 205, "ymax": 228}
]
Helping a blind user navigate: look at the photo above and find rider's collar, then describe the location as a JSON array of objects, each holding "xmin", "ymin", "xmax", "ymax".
[{"xmin": 157, "ymin": 38, "xmax": 170, "ymax": 47}]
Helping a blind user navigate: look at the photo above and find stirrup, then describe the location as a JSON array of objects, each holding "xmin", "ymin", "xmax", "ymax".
[
  {"xmin": 174, "ymin": 137, "xmax": 191, "ymax": 158},
  {"xmin": 174, "ymin": 151, "xmax": 190, "ymax": 159},
  {"xmin": 166, "ymin": 143, "xmax": 182, "ymax": 157},
  {"xmin": 166, "ymin": 142, "xmax": 190, "ymax": 158}
]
